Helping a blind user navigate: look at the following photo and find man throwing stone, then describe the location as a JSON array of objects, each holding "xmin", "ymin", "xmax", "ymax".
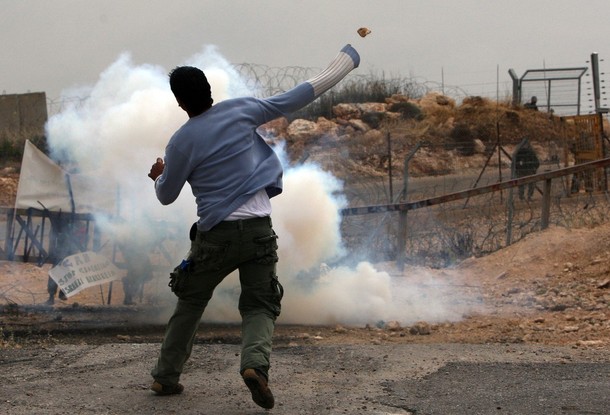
[{"xmin": 148, "ymin": 44, "xmax": 360, "ymax": 409}]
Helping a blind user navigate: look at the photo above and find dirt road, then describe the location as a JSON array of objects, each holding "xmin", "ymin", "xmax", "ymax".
[{"xmin": 1, "ymin": 340, "xmax": 609, "ymax": 415}]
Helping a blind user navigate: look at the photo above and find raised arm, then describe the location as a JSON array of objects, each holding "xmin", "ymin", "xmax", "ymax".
[
  {"xmin": 259, "ymin": 44, "xmax": 360, "ymax": 117},
  {"xmin": 307, "ymin": 44, "xmax": 360, "ymax": 98}
]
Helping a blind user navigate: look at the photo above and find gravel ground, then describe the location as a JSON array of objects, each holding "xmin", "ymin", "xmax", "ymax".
[{"xmin": 1, "ymin": 340, "xmax": 609, "ymax": 415}]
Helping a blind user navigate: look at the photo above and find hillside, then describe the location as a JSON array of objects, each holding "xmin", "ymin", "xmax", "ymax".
[
  {"xmin": 260, "ymin": 92, "xmax": 570, "ymax": 182},
  {"xmin": 0, "ymin": 92, "xmax": 575, "ymax": 204}
]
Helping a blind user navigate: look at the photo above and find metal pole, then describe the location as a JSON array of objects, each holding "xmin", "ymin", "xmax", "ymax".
[
  {"xmin": 599, "ymin": 112, "xmax": 608, "ymax": 191},
  {"xmin": 541, "ymin": 178, "xmax": 552, "ymax": 229},
  {"xmin": 396, "ymin": 143, "xmax": 423, "ymax": 271},
  {"xmin": 463, "ymin": 143, "xmax": 498, "ymax": 208},
  {"xmin": 6, "ymin": 209, "xmax": 15, "ymax": 260},
  {"xmin": 387, "ymin": 132, "xmax": 393, "ymax": 202},
  {"xmin": 591, "ymin": 52, "xmax": 601, "ymax": 112},
  {"xmin": 506, "ymin": 190, "xmax": 513, "ymax": 245},
  {"xmin": 591, "ymin": 52, "xmax": 608, "ymax": 190},
  {"xmin": 577, "ymin": 76, "xmax": 582, "ymax": 115},
  {"xmin": 107, "ymin": 184, "xmax": 122, "ymax": 305},
  {"xmin": 547, "ymin": 80, "xmax": 552, "ymax": 113},
  {"xmin": 508, "ymin": 69, "xmax": 520, "ymax": 106},
  {"xmin": 497, "ymin": 121, "xmax": 503, "ymax": 202}
]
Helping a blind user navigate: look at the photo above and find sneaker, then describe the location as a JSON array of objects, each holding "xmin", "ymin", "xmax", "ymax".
[
  {"xmin": 242, "ymin": 368, "xmax": 274, "ymax": 409},
  {"xmin": 150, "ymin": 381, "xmax": 184, "ymax": 396}
]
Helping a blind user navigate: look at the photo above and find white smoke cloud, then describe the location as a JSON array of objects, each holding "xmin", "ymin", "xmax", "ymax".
[
  {"xmin": 204, "ymin": 161, "xmax": 476, "ymax": 326},
  {"xmin": 273, "ymin": 164, "xmax": 346, "ymax": 273},
  {"xmin": 44, "ymin": 45, "xmax": 477, "ymax": 326}
]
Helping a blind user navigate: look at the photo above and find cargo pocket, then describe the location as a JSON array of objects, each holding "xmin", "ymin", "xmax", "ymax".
[
  {"xmin": 269, "ymin": 274, "xmax": 284, "ymax": 317},
  {"xmin": 253, "ymin": 232, "xmax": 278, "ymax": 265},
  {"xmin": 193, "ymin": 236, "xmax": 230, "ymax": 271},
  {"xmin": 239, "ymin": 272, "xmax": 284, "ymax": 318},
  {"xmin": 168, "ymin": 259, "xmax": 192, "ymax": 297}
]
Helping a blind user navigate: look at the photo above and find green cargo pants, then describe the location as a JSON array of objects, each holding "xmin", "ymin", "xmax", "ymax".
[{"xmin": 151, "ymin": 216, "xmax": 283, "ymax": 386}]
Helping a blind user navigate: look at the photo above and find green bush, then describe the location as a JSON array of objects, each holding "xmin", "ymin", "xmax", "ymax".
[
  {"xmin": 388, "ymin": 102, "xmax": 423, "ymax": 120},
  {"xmin": 447, "ymin": 123, "xmax": 476, "ymax": 156}
]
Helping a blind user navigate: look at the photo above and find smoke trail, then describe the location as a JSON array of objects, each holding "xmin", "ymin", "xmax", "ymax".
[{"xmin": 44, "ymin": 45, "xmax": 478, "ymax": 326}]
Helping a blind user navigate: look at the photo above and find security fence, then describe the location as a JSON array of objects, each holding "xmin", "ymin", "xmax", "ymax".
[{"xmin": 339, "ymin": 158, "xmax": 610, "ymax": 269}]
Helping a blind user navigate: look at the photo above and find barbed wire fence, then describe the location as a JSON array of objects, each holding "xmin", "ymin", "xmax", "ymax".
[
  {"xmin": 46, "ymin": 96, "xmax": 89, "ymax": 117},
  {"xmin": 4, "ymin": 64, "xmax": 610, "ymax": 269},
  {"xmin": 43, "ymin": 64, "xmax": 476, "ymax": 117}
]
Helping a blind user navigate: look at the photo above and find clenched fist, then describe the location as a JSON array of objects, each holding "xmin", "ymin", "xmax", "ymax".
[{"xmin": 148, "ymin": 157, "xmax": 165, "ymax": 181}]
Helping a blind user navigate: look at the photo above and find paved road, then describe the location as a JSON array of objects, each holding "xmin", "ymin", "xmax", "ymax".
[{"xmin": 1, "ymin": 342, "xmax": 608, "ymax": 414}]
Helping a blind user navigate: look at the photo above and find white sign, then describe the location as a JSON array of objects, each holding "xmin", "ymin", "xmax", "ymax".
[
  {"xmin": 15, "ymin": 140, "xmax": 117, "ymax": 213},
  {"xmin": 48, "ymin": 251, "xmax": 122, "ymax": 297}
]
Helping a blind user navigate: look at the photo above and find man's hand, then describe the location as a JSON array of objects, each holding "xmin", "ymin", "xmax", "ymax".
[{"xmin": 148, "ymin": 157, "xmax": 165, "ymax": 181}]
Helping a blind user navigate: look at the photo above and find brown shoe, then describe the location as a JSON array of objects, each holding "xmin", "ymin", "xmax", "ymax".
[
  {"xmin": 150, "ymin": 381, "xmax": 184, "ymax": 396},
  {"xmin": 242, "ymin": 368, "xmax": 274, "ymax": 409}
]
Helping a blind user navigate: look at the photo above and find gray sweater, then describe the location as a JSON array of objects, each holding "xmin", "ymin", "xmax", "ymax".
[{"xmin": 155, "ymin": 44, "xmax": 360, "ymax": 231}]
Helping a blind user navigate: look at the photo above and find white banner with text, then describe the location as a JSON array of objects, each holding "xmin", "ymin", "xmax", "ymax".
[{"xmin": 48, "ymin": 251, "xmax": 122, "ymax": 297}]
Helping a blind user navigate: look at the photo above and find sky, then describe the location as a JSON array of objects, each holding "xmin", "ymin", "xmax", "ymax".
[{"xmin": 2, "ymin": 0, "xmax": 610, "ymax": 113}]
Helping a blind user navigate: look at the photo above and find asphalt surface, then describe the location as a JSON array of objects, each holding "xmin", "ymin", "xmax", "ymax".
[{"xmin": 1, "ymin": 342, "xmax": 609, "ymax": 414}]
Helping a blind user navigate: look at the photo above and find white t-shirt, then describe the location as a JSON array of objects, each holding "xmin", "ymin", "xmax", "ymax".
[{"xmin": 224, "ymin": 188, "xmax": 272, "ymax": 220}]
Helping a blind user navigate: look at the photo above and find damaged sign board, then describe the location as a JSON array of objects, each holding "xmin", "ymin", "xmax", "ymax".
[{"xmin": 48, "ymin": 251, "xmax": 122, "ymax": 297}]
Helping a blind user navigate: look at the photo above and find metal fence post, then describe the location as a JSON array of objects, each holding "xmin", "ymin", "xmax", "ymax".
[
  {"xmin": 541, "ymin": 178, "xmax": 552, "ymax": 229},
  {"xmin": 397, "ymin": 143, "xmax": 423, "ymax": 271}
]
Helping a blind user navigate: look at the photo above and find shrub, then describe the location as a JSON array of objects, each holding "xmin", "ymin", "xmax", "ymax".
[
  {"xmin": 388, "ymin": 102, "xmax": 423, "ymax": 121},
  {"xmin": 447, "ymin": 123, "xmax": 476, "ymax": 156},
  {"xmin": 361, "ymin": 112, "xmax": 386, "ymax": 129}
]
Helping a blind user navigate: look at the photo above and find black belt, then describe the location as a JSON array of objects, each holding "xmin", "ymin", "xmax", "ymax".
[{"xmin": 210, "ymin": 216, "xmax": 272, "ymax": 231}]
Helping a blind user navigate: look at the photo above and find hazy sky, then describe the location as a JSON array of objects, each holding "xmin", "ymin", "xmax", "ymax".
[{"xmin": 3, "ymin": 0, "xmax": 610, "ymax": 110}]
